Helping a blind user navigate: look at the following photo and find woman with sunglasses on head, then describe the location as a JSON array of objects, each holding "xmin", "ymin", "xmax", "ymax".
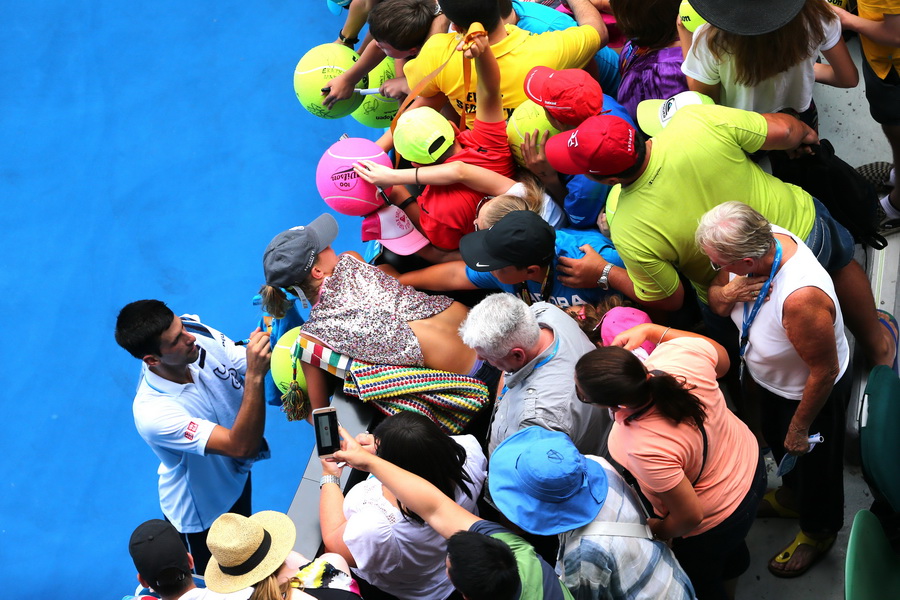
[
  {"xmin": 574, "ymin": 324, "xmax": 764, "ymax": 600},
  {"xmin": 260, "ymin": 214, "xmax": 497, "ymax": 414}
]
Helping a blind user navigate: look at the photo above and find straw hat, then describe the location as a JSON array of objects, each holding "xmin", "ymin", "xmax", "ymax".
[{"xmin": 204, "ymin": 511, "xmax": 297, "ymax": 594}]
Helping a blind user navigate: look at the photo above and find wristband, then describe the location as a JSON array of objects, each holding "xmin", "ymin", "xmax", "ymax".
[
  {"xmin": 320, "ymin": 474, "xmax": 341, "ymax": 489},
  {"xmin": 397, "ymin": 195, "xmax": 417, "ymax": 210},
  {"xmin": 338, "ymin": 30, "xmax": 359, "ymax": 45}
]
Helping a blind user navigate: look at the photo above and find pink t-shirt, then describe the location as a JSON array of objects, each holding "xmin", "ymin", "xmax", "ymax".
[{"xmin": 608, "ymin": 338, "xmax": 758, "ymax": 536}]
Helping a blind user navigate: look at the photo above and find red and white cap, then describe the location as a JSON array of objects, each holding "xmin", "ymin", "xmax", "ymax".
[{"xmin": 361, "ymin": 205, "xmax": 429, "ymax": 255}]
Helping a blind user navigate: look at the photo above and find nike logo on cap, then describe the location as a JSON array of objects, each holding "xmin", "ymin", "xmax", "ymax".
[{"xmin": 475, "ymin": 262, "xmax": 491, "ymax": 268}]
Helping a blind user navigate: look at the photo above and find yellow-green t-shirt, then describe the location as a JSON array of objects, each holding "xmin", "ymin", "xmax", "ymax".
[
  {"xmin": 403, "ymin": 24, "xmax": 599, "ymax": 128},
  {"xmin": 606, "ymin": 104, "xmax": 815, "ymax": 304},
  {"xmin": 857, "ymin": 0, "xmax": 900, "ymax": 78}
]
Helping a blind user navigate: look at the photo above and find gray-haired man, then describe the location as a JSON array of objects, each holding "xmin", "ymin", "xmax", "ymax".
[{"xmin": 459, "ymin": 293, "xmax": 611, "ymax": 456}]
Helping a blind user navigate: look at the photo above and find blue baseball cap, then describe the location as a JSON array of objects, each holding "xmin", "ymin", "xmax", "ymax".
[
  {"xmin": 489, "ymin": 427, "xmax": 608, "ymax": 535},
  {"xmin": 326, "ymin": 0, "xmax": 352, "ymax": 16}
]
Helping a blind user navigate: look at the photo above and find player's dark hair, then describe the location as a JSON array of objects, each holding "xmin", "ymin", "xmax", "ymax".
[{"xmin": 115, "ymin": 300, "xmax": 176, "ymax": 359}]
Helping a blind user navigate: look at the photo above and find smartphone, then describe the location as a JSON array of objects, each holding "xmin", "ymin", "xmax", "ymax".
[{"xmin": 312, "ymin": 407, "xmax": 341, "ymax": 459}]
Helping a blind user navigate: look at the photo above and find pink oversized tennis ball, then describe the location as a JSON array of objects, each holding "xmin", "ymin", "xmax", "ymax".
[{"xmin": 315, "ymin": 138, "xmax": 393, "ymax": 216}]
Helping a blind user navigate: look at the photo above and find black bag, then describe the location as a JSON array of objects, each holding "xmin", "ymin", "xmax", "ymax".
[{"xmin": 769, "ymin": 139, "xmax": 887, "ymax": 250}]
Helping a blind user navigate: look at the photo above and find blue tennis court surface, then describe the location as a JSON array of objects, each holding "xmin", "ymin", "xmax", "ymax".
[{"xmin": 0, "ymin": 3, "xmax": 374, "ymax": 595}]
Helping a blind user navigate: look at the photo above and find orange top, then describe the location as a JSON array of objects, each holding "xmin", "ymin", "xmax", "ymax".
[{"xmin": 608, "ymin": 338, "xmax": 758, "ymax": 536}]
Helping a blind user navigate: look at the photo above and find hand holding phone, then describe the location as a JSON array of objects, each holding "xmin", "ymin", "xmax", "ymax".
[{"xmin": 312, "ymin": 407, "xmax": 342, "ymax": 459}]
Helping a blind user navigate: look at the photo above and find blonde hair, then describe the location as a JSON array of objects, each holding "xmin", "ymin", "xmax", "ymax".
[
  {"xmin": 564, "ymin": 296, "xmax": 630, "ymax": 346},
  {"xmin": 258, "ymin": 260, "xmax": 324, "ymax": 318},
  {"xmin": 478, "ymin": 177, "xmax": 545, "ymax": 229},
  {"xmin": 248, "ymin": 572, "xmax": 289, "ymax": 600}
]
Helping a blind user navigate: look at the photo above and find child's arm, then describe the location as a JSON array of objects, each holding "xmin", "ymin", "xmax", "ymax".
[
  {"xmin": 459, "ymin": 27, "xmax": 503, "ymax": 124},
  {"xmin": 354, "ymin": 159, "xmax": 515, "ymax": 195},
  {"xmin": 323, "ymin": 42, "xmax": 388, "ymax": 109},
  {"xmin": 335, "ymin": 0, "xmax": 376, "ymax": 48}
]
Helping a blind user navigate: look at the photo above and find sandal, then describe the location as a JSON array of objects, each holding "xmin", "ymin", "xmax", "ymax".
[
  {"xmin": 877, "ymin": 309, "xmax": 900, "ymax": 376},
  {"xmin": 757, "ymin": 488, "xmax": 799, "ymax": 519},
  {"xmin": 768, "ymin": 530, "xmax": 836, "ymax": 578}
]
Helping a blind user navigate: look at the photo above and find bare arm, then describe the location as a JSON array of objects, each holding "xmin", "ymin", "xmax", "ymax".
[
  {"xmin": 354, "ymin": 159, "xmax": 515, "ymax": 195},
  {"xmin": 612, "ymin": 323, "xmax": 730, "ymax": 376},
  {"xmin": 335, "ymin": 0, "xmax": 375, "ymax": 47},
  {"xmin": 760, "ymin": 112, "xmax": 819, "ymax": 152},
  {"xmin": 319, "ymin": 460, "xmax": 356, "ymax": 567},
  {"xmin": 206, "ymin": 329, "xmax": 271, "ymax": 458},
  {"xmin": 323, "ymin": 42, "xmax": 388, "ymax": 108},
  {"xmin": 647, "ymin": 476, "xmax": 704, "ymax": 540},
  {"xmin": 568, "ymin": 0, "xmax": 609, "ymax": 46},
  {"xmin": 833, "ymin": 7, "xmax": 900, "ymax": 47},
  {"xmin": 706, "ymin": 271, "xmax": 770, "ymax": 317},
  {"xmin": 398, "ymin": 261, "xmax": 478, "ymax": 291},
  {"xmin": 461, "ymin": 26, "xmax": 503, "ymax": 124},
  {"xmin": 781, "ymin": 287, "xmax": 841, "ymax": 455},
  {"xmin": 333, "ymin": 426, "xmax": 480, "ymax": 538},
  {"xmin": 815, "ymin": 38, "xmax": 859, "ymax": 88}
]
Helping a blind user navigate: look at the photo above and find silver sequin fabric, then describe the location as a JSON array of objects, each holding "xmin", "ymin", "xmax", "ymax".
[{"xmin": 301, "ymin": 254, "xmax": 455, "ymax": 366}]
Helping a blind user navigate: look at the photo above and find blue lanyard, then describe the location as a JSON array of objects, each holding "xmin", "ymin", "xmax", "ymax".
[{"xmin": 739, "ymin": 239, "xmax": 782, "ymax": 363}]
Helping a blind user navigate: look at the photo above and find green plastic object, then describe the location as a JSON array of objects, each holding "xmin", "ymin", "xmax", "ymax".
[
  {"xmin": 860, "ymin": 365, "xmax": 900, "ymax": 511},
  {"xmin": 845, "ymin": 509, "xmax": 900, "ymax": 600}
]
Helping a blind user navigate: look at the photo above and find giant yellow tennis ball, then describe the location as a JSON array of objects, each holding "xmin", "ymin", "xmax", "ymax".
[
  {"xmin": 351, "ymin": 57, "xmax": 399, "ymax": 129},
  {"xmin": 506, "ymin": 99, "xmax": 561, "ymax": 167},
  {"xmin": 823, "ymin": 0, "xmax": 848, "ymax": 8},
  {"xmin": 270, "ymin": 326, "xmax": 308, "ymax": 395},
  {"xmin": 679, "ymin": 1, "xmax": 708, "ymax": 32},
  {"xmin": 294, "ymin": 44, "xmax": 366, "ymax": 119}
]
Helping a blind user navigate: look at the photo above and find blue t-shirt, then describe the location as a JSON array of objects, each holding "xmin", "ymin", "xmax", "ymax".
[
  {"xmin": 469, "ymin": 520, "xmax": 573, "ymax": 600},
  {"xmin": 512, "ymin": 0, "xmax": 620, "ymax": 95},
  {"xmin": 465, "ymin": 229, "xmax": 624, "ymax": 307},
  {"xmin": 562, "ymin": 96, "xmax": 633, "ymax": 229}
]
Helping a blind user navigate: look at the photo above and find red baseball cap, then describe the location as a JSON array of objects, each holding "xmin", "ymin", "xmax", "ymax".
[
  {"xmin": 545, "ymin": 115, "xmax": 639, "ymax": 177},
  {"xmin": 523, "ymin": 66, "xmax": 604, "ymax": 127},
  {"xmin": 361, "ymin": 205, "xmax": 429, "ymax": 255}
]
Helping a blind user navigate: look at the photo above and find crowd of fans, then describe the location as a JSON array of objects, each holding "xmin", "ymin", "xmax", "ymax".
[{"xmin": 118, "ymin": 0, "xmax": 900, "ymax": 599}]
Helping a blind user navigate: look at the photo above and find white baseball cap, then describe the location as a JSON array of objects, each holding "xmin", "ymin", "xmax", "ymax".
[
  {"xmin": 361, "ymin": 205, "xmax": 429, "ymax": 255},
  {"xmin": 636, "ymin": 91, "xmax": 715, "ymax": 136}
]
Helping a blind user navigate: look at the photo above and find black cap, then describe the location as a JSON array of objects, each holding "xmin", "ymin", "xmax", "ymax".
[
  {"xmin": 129, "ymin": 520, "xmax": 191, "ymax": 589},
  {"xmin": 460, "ymin": 211, "xmax": 555, "ymax": 272}
]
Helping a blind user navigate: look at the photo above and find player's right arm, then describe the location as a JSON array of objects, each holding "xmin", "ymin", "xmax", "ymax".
[{"xmin": 205, "ymin": 329, "xmax": 271, "ymax": 458}]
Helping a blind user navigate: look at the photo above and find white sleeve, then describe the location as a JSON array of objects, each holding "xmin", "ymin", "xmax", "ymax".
[
  {"xmin": 681, "ymin": 25, "xmax": 721, "ymax": 85},
  {"xmin": 453, "ymin": 435, "xmax": 488, "ymax": 507},
  {"xmin": 342, "ymin": 504, "xmax": 401, "ymax": 572},
  {"xmin": 820, "ymin": 15, "xmax": 843, "ymax": 51},
  {"xmin": 133, "ymin": 394, "xmax": 218, "ymax": 456}
]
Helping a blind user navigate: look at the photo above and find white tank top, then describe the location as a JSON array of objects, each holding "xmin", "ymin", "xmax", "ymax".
[{"xmin": 729, "ymin": 226, "xmax": 850, "ymax": 400}]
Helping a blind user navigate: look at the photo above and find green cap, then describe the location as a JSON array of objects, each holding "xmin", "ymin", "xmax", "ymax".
[{"xmin": 394, "ymin": 107, "xmax": 455, "ymax": 164}]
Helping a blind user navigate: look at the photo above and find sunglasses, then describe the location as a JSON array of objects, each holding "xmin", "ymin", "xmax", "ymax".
[{"xmin": 472, "ymin": 195, "xmax": 494, "ymax": 231}]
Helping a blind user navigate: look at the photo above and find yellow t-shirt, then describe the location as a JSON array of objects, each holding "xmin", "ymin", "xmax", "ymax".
[
  {"xmin": 403, "ymin": 24, "xmax": 600, "ymax": 128},
  {"xmin": 606, "ymin": 104, "xmax": 815, "ymax": 304},
  {"xmin": 857, "ymin": 0, "xmax": 900, "ymax": 78}
]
